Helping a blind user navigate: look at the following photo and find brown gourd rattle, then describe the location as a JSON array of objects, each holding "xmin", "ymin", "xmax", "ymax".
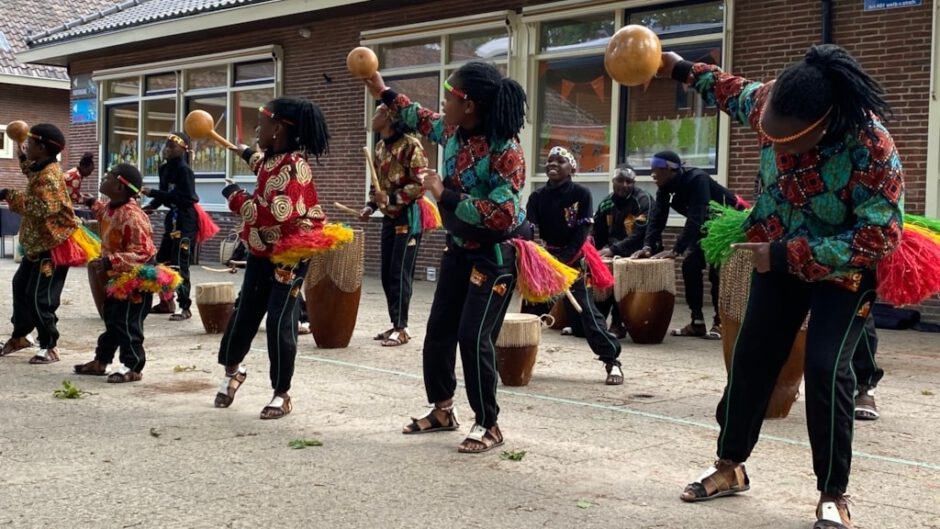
[
  {"xmin": 5, "ymin": 120, "xmax": 30, "ymax": 143},
  {"xmin": 184, "ymin": 110, "xmax": 239, "ymax": 151},
  {"xmin": 346, "ymin": 47, "xmax": 379, "ymax": 79},
  {"xmin": 604, "ymin": 25, "xmax": 662, "ymax": 88}
]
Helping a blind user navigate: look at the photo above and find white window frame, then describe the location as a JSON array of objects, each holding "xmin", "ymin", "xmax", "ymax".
[
  {"xmin": 0, "ymin": 125, "xmax": 14, "ymax": 159},
  {"xmin": 93, "ymin": 46, "xmax": 283, "ymax": 212}
]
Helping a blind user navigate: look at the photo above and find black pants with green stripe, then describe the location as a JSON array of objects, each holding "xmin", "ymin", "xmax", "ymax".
[
  {"xmin": 852, "ymin": 316, "xmax": 882, "ymax": 389},
  {"xmin": 95, "ymin": 293, "xmax": 153, "ymax": 371},
  {"xmin": 422, "ymin": 240, "xmax": 516, "ymax": 429},
  {"xmin": 11, "ymin": 253, "xmax": 69, "ymax": 349},
  {"xmin": 218, "ymin": 255, "xmax": 308, "ymax": 394},
  {"xmin": 562, "ymin": 271, "xmax": 621, "ymax": 366},
  {"xmin": 716, "ymin": 270, "xmax": 876, "ymax": 495},
  {"xmin": 380, "ymin": 215, "xmax": 421, "ymax": 329},
  {"xmin": 156, "ymin": 231, "xmax": 194, "ymax": 310}
]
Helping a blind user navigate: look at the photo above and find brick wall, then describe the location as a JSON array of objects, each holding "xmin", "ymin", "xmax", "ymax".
[
  {"xmin": 0, "ymin": 84, "xmax": 70, "ymax": 189},
  {"xmin": 61, "ymin": 0, "xmax": 937, "ymax": 321}
]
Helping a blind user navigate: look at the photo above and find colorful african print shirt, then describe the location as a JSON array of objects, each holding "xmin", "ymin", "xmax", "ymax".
[
  {"xmin": 91, "ymin": 199, "xmax": 156, "ymax": 273},
  {"xmin": 64, "ymin": 167, "xmax": 85, "ymax": 205},
  {"xmin": 6, "ymin": 157, "xmax": 79, "ymax": 257},
  {"xmin": 371, "ymin": 133, "xmax": 428, "ymax": 218},
  {"xmin": 382, "ymin": 89, "xmax": 526, "ymax": 248},
  {"xmin": 678, "ymin": 61, "xmax": 904, "ymax": 287},
  {"xmin": 227, "ymin": 149, "xmax": 325, "ymax": 258}
]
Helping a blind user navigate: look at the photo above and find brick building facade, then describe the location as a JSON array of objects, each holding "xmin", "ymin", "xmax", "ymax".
[{"xmin": 17, "ymin": 0, "xmax": 940, "ymax": 321}]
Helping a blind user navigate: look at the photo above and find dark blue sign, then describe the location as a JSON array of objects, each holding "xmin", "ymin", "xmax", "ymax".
[
  {"xmin": 864, "ymin": 0, "xmax": 922, "ymax": 11},
  {"xmin": 71, "ymin": 99, "xmax": 97, "ymax": 124}
]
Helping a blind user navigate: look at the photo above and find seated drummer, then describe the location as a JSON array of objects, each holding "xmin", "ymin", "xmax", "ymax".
[
  {"xmin": 595, "ymin": 164, "xmax": 654, "ymax": 338},
  {"xmin": 526, "ymin": 146, "xmax": 623, "ymax": 385},
  {"xmin": 630, "ymin": 150, "xmax": 746, "ymax": 340}
]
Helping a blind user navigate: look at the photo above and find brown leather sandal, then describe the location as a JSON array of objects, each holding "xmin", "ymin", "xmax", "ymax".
[
  {"xmin": 107, "ymin": 369, "xmax": 143, "ymax": 383},
  {"xmin": 402, "ymin": 405, "xmax": 459, "ymax": 434},
  {"xmin": 457, "ymin": 424, "xmax": 504, "ymax": 454},
  {"xmin": 680, "ymin": 460, "xmax": 750, "ymax": 502},
  {"xmin": 382, "ymin": 329, "xmax": 410, "ymax": 347},
  {"xmin": 814, "ymin": 495, "xmax": 854, "ymax": 529},
  {"xmin": 74, "ymin": 359, "xmax": 108, "ymax": 376},
  {"xmin": 214, "ymin": 366, "xmax": 247, "ymax": 408},
  {"xmin": 29, "ymin": 348, "xmax": 60, "ymax": 364},
  {"xmin": 260, "ymin": 394, "xmax": 292, "ymax": 420}
]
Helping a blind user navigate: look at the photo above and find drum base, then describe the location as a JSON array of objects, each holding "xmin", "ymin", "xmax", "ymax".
[
  {"xmin": 306, "ymin": 281, "xmax": 361, "ymax": 349},
  {"xmin": 87, "ymin": 266, "xmax": 108, "ymax": 320},
  {"xmin": 720, "ymin": 311, "xmax": 807, "ymax": 419},
  {"xmin": 197, "ymin": 303, "xmax": 234, "ymax": 334},
  {"xmin": 496, "ymin": 345, "xmax": 538, "ymax": 387},
  {"xmin": 619, "ymin": 291, "xmax": 675, "ymax": 344}
]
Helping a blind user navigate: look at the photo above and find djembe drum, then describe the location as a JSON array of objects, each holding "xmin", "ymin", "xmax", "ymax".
[
  {"xmin": 195, "ymin": 282, "xmax": 235, "ymax": 334},
  {"xmin": 495, "ymin": 313, "xmax": 554, "ymax": 387},
  {"xmin": 82, "ymin": 220, "xmax": 108, "ymax": 319},
  {"xmin": 304, "ymin": 229, "xmax": 364, "ymax": 348},
  {"xmin": 614, "ymin": 259, "xmax": 676, "ymax": 344},
  {"xmin": 719, "ymin": 249, "xmax": 806, "ymax": 419}
]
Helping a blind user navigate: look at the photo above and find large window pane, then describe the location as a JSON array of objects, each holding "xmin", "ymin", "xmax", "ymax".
[
  {"xmin": 106, "ymin": 103, "xmax": 139, "ymax": 168},
  {"xmin": 536, "ymin": 55, "xmax": 612, "ymax": 174},
  {"xmin": 380, "ymin": 39, "xmax": 441, "ymax": 69},
  {"xmin": 448, "ymin": 29, "xmax": 508, "ymax": 62},
  {"xmin": 386, "ymin": 73, "xmax": 441, "ymax": 171},
  {"xmin": 235, "ymin": 61, "xmax": 275, "ymax": 86},
  {"xmin": 188, "ymin": 66, "xmax": 227, "ymax": 90},
  {"xmin": 142, "ymin": 99, "xmax": 177, "ymax": 177},
  {"xmin": 233, "ymin": 88, "xmax": 275, "ymax": 175},
  {"xmin": 145, "ymin": 72, "xmax": 177, "ymax": 95},
  {"xmin": 629, "ymin": 1, "xmax": 724, "ymax": 39},
  {"xmin": 186, "ymin": 95, "xmax": 227, "ymax": 176},
  {"xmin": 621, "ymin": 43, "xmax": 721, "ymax": 171},
  {"xmin": 540, "ymin": 14, "xmax": 614, "ymax": 53},
  {"xmin": 107, "ymin": 77, "xmax": 139, "ymax": 98}
]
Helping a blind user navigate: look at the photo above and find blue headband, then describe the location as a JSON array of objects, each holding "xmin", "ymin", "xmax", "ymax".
[{"xmin": 651, "ymin": 156, "xmax": 680, "ymax": 170}]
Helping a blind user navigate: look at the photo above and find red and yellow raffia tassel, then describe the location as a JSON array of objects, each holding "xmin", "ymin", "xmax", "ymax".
[
  {"xmin": 511, "ymin": 239, "xmax": 579, "ymax": 303},
  {"xmin": 194, "ymin": 203, "xmax": 220, "ymax": 244},
  {"xmin": 581, "ymin": 241, "xmax": 614, "ymax": 290},
  {"xmin": 106, "ymin": 264, "xmax": 182, "ymax": 301},
  {"xmin": 877, "ymin": 216, "xmax": 940, "ymax": 306},
  {"xmin": 50, "ymin": 225, "xmax": 101, "ymax": 267},
  {"xmin": 418, "ymin": 196, "xmax": 442, "ymax": 232},
  {"xmin": 270, "ymin": 223, "xmax": 354, "ymax": 267}
]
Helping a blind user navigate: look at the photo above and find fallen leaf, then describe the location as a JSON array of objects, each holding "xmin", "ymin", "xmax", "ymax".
[
  {"xmin": 500, "ymin": 449, "xmax": 527, "ymax": 461},
  {"xmin": 288, "ymin": 438, "xmax": 323, "ymax": 449},
  {"xmin": 576, "ymin": 500, "xmax": 593, "ymax": 509}
]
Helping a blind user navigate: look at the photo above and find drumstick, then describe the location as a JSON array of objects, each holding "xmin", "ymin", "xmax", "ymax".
[
  {"xmin": 333, "ymin": 202, "xmax": 363, "ymax": 217},
  {"xmin": 564, "ymin": 289, "xmax": 583, "ymax": 313},
  {"xmin": 362, "ymin": 146, "xmax": 382, "ymax": 192},
  {"xmin": 201, "ymin": 265, "xmax": 237, "ymax": 274}
]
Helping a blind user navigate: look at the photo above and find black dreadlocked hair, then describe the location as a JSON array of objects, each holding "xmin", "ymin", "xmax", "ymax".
[
  {"xmin": 30, "ymin": 123, "xmax": 66, "ymax": 156},
  {"xmin": 79, "ymin": 152, "xmax": 95, "ymax": 167},
  {"xmin": 267, "ymin": 97, "xmax": 330, "ymax": 160},
  {"xmin": 452, "ymin": 61, "xmax": 527, "ymax": 142},
  {"xmin": 771, "ymin": 44, "xmax": 891, "ymax": 141}
]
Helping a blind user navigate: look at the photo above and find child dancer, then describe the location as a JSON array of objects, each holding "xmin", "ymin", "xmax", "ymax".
[
  {"xmin": 73, "ymin": 164, "xmax": 179, "ymax": 382},
  {"xmin": 527, "ymin": 146, "xmax": 623, "ymax": 385},
  {"xmin": 64, "ymin": 152, "xmax": 95, "ymax": 214},
  {"xmin": 214, "ymin": 97, "xmax": 349, "ymax": 420},
  {"xmin": 360, "ymin": 104, "xmax": 429, "ymax": 347},
  {"xmin": 0, "ymin": 124, "xmax": 99, "ymax": 363},
  {"xmin": 141, "ymin": 132, "xmax": 198, "ymax": 321},
  {"xmin": 664, "ymin": 45, "xmax": 903, "ymax": 529},
  {"xmin": 365, "ymin": 61, "xmax": 529, "ymax": 453}
]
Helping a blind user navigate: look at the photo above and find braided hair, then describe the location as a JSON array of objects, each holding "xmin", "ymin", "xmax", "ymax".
[
  {"xmin": 79, "ymin": 152, "xmax": 95, "ymax": 168},
  {"xmin": 771, "ymin": 44, "xmax": 890, "ymax": 141},
  {"xmin": 268, "ymin": 97, "xmax": 330, "ymax": 160},
  {"xmin": 452, "ymin": 61, "xmax": 527, "ymax": 142}
]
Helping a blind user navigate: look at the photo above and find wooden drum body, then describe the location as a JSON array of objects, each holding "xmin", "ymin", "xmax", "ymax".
[
  {"xmin": 195, "ymin": 282, "xmax": 235, "ymax": 334},
  {"xmin": 495, "ymin": 313, "xmax": 553, "ymax": 386},
  {"xmin": 719, "ymin": 249, "xmax": 806, "ymax": 419},
  {"xmin": 614, "ymin": 259, "xmax": 676, "ymax": 344},
  {"xmin": 304, "ymin": 229, "xmax": 364, "ymax": 349}
]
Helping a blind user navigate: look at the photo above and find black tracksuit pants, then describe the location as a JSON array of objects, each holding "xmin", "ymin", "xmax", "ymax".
[
  {"xmin": 561, "ymin": 268, "xmax": 621, "ymax": 366},
  {"xmin": 852, "ymin": 316, "xmax": 882, "ymax": 388},
  {"xmin": 716, "ymin": 269, "xmax": 876, "ymax": 495},
  {"xmin": 156, "ymin": 230, "xmax": 195, "ymax": 311},
  {"xmin": 381, "ymin": 215, "xmax": 421, "ymax": 329},
  {"xmin": 218, "ymin": 255, "xmax": 308, "ymax": 393},
  {"xmin": 11, "ymin": 253, "xmax": 69, "ymax": 349},
  {"xmin": 95, "ymin": 293, "xmax": 153, "ymax": 371},
  {"xmin": 683, "ymin": 245, "xmax": 720, "ymax": 323},
  {"xmin": 422, "ymin": 240, "xmax": 516, "ymax": 429}
]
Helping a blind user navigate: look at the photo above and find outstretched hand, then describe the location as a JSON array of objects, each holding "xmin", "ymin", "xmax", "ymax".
[
  {"xmin": 657, "ymin": 51, "xmax": 685, "ymax": 79},
  {"xmin": 364, "ymin": 72, "xmax": 388, "ymax": 99}
]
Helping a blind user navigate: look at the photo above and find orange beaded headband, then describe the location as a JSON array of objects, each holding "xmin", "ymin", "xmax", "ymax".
[
  {"xmin": 166, "ymin": 134, "xmax": 189, "ymax": 149},
  {"xmin": 26, "ymin": 131, "xmax": 63, "ymax": 149},
  {"xmin": 759, "ymin": 106, "xmax": 832, "ymax": 144}
]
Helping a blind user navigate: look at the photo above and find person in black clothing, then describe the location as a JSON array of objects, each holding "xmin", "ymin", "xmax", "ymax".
[
  {"xmin": 631, "ymin": 150, "xmax": 743, "ymax": 340},
  {"xmin": 527, "ymin": 146, "xmax": 623, "ymax": 385},
  {"xmin": 596, "ymin": 164, "xmax": 654, "ymax": 338},
  {"xmin": 141, "ymin": 132, "xmax": 198, "ymax": 321}
]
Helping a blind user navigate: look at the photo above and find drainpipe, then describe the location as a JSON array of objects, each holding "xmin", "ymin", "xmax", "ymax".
[{"xmin": 821, "ymin": 0, "xmax": 833, "ymax": 44}]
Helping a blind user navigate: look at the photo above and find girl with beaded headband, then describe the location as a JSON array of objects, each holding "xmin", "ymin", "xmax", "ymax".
[
  {"xmin": 364, "ymin": 61, "xmax": 532, "ymax": 454},
  {"xmin": 660, "ymin": 44, "xmax": 903, "ymax": 529},
  {"xmin": 141, "ymin": 131, "xmax": 201, "ymax": 320},
  {"xmin": 214, "ymin": 96, "xmax": 351, "ymax": 420}
]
